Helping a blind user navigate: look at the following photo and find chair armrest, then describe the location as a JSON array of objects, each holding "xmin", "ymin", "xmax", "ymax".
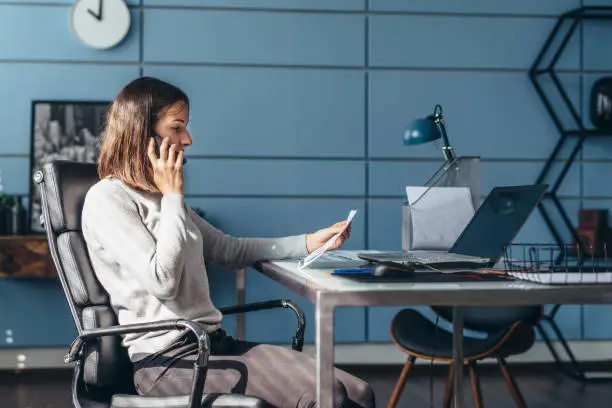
[
  {"xmin": 66, "ymin": 319, "xmax": 210, "ymax": 408},
  {"xmin": 220, "ymin": 299, "xmax": 306, "ymax": 352},
  {"xmin": 66, "ymin": 319, "xmax": 209, "ymax": 363}
]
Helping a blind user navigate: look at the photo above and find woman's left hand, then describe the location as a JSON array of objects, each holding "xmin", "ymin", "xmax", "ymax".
[{"xmin": 306, "ymin": 221, "xmax": 352, "ymax": 254}]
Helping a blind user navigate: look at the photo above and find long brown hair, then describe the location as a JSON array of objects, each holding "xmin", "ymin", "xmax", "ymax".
[{"xmin": 98, "ymin": 76, "xmax": 189, "ymax": 193}]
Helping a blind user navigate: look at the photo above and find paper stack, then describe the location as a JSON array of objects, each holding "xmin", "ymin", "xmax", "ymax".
[{"xmin": 298, "ymin": 209, "xmax": 358, "ymax": 269}]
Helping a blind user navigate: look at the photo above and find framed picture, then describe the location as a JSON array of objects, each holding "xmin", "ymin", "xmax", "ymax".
[{"xmin": 29, "ymin": 100, "xmax": 110, "ymax": 234}]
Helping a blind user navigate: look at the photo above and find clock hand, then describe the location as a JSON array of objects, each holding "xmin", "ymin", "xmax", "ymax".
[{"xmin": 87, "ymin": 0, "xmax": 103, "ymax": 21}]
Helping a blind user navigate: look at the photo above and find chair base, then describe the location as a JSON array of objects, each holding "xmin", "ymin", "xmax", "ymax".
[{"xmin": 386, "ymin": 357, "xmax": 527, "ymax": 408}]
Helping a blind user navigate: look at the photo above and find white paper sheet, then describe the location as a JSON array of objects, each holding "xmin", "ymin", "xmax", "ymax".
[
  {"xmin": 299, "ymin": 209, "xmax": 358, "ymax": 269},
  {"xmin": 405, "ymin": 186, "xmax": 474, "ymax": 250},
  {"xmin": 508, "ymin": 271, "xmax": 612, "ymax": 284},
  {"xmin": 297, "ymin": 250, "xmax": 375, "ymax": 269}
]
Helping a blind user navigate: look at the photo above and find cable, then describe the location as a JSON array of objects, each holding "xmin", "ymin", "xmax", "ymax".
[{"xmin": 429, "ymin": 313, "xmax": 441, "ymax": 408}]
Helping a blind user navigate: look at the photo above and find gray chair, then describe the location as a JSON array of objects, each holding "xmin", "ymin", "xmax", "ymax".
[
  {"xmin": 34, "ymin": 160, "xmax": 306, "ymax": 408},
  {"xmin": 387, "ymin": 305, "xmax": 542, "ymax": 408}
]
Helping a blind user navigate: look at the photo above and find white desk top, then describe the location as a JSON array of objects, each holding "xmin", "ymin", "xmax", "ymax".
[
  {"xmin": 254, "ymin": 251, "xmax": 612, "ymax": 307},
  {"xmin": 270, "ymin": 259, "xmax": 535, "ymax": 292}
]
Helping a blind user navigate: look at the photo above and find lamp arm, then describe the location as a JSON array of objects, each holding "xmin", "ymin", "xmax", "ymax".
[
  {"xmin": 438, "ymin": 121, "xmax": 455, "ymax": 160},
  {"xmin": 433, "ymin": 104, "xmax": 455, "ymax": 162}
]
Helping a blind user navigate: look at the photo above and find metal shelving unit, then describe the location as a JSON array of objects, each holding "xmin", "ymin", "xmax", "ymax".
[{"xmin": 529, "ymin": 5, "xmax": 612, "ymax": 382}]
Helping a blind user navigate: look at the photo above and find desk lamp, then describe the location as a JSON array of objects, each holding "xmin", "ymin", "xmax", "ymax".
[{"xmin": 404, "ymin": 104, "xmax": 456, "ymax": 162}]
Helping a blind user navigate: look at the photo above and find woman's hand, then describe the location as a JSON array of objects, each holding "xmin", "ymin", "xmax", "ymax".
[
  {"xmin": 147, "ymin": 137, "xmax": 184, "ymax": 195},
  {"xmin": 305, "ymin": 221, "xmax": 352, "ymax": 254}
]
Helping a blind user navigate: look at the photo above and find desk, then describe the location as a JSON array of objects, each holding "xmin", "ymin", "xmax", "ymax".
[{"xmin": 252, "ymin": 259, "xmax": 612, "ymax": 408}]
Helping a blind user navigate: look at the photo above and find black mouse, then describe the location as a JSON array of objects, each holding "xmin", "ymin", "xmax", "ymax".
[{"xmin": 372, "ymin": 263, "xmax": 413, "ymax": 277}]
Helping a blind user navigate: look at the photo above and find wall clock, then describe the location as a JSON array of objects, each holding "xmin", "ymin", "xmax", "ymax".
[{"xmin": 70, "ymin": 0, "xmax": 131, "ymax": 50}]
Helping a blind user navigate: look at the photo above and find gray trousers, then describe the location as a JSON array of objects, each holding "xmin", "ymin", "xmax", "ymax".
[{"xmin": 133, "ymin": 329, "xmax": 375, "ymax": 408}]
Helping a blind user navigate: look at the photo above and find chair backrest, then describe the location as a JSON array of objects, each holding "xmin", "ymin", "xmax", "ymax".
[
  {"xmin": 430, "ymin": 305, "xmax": 542, "ymax": 333},
  {"xmin": 36, "ymin": 160, "xmax": 133, "ymax": 391}
]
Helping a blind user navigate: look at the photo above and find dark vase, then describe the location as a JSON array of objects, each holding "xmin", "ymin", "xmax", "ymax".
[
  {"xmin": 12, "ymin": 197, "xmax": 25, "ymax": 235},
  {"xmin": 0, "ymin": 208, "xmax": 12, "ymax": 235}
]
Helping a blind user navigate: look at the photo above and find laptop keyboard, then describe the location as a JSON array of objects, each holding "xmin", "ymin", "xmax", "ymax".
[
  {"xmin": 401, "ymin": 253, "xmax": 483, "ymax": 263},
  {"xmin": 367, "ymin": 251, "xmax": 488, "ymax": 264}
]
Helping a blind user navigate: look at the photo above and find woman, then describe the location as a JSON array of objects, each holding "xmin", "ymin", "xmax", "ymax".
[{"xmin": 81, "ymin": 76, "xmax": 375, "ymax": 408}]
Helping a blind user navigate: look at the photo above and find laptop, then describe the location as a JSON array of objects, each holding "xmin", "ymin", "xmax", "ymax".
[{"xmin": 358, "ymin": 184, "xmax": 548, "ymax": 268}]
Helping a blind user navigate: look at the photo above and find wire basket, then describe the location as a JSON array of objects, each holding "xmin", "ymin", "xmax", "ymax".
[{"xmin": 501, "ymin": 243, "xmax": 612, "ymax": 285}]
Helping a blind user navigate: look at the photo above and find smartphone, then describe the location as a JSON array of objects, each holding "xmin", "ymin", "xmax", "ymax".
[{"xmin": 153, "ymin": 133, "xmax": 186, "ymax": 164}]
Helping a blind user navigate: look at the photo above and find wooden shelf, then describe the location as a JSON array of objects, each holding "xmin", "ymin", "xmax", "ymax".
[{"xmin": 0, "ymin": 235, "xmax": 55, "ymax": 278}]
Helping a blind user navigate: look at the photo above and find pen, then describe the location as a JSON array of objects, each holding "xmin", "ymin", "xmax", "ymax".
[{"xmin": 332, "ymin": 268, "xmax": 373, "ymax": 275}]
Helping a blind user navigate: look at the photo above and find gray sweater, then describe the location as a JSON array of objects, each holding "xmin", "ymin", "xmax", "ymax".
[{"xmin": 81, "ymin": 177, "xmax": 308, "ymax": 362}]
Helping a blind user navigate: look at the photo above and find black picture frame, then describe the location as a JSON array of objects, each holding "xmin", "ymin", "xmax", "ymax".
[{"xmin": 29, "ymin": 100, "xmax": 110, "ymax": 234}]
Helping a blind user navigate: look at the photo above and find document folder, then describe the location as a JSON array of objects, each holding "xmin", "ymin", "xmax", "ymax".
[{"xmin": 402, "ymin": 156, "xmax": 481, "ymax": 251}]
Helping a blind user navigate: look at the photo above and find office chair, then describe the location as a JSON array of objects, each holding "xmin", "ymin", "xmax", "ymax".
[
  {"xmin": 387, "ymin": 305, "xmax": 542, "ymax": 408},
  {"xmin": 34, "ymin": 160, "xmax": 306, "ymax": 408}
]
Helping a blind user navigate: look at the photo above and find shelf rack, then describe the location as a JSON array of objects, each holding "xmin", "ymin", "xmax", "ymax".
[{"xmin": 529, "ymin": 5, "xmax": 612, "ymax": 382}]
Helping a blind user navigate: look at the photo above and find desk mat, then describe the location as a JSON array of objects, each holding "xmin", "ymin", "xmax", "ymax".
[{"xmin": 335, "ymin": 271, "xmax": 512, "ymax": 283}]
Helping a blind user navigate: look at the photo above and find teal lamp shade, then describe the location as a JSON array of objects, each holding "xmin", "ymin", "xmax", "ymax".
[
  {"xmin": 403, "ymin": 104, "xmax": 455, "ymax": 162},
  {"xmin": 403, "ymin": 117, "xmax": 441, "ymax": 146}
]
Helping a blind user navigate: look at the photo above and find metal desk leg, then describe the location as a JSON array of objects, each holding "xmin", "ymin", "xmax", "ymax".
[
  {"xmin": 452, "ymin": 306, "xmax": 464, "ymax": 408},
  {"xmin": 235, "ymin": 269, "xmax": 246, "ymax": 340},
  {"xmin": 315, "ymin": 291, "xmax": 335, "ymax": 408}
]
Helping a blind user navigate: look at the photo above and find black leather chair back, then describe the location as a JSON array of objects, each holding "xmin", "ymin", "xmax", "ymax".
[
  {"xmin": 37, "ymin": 160, "xmax": 132, "ymax": 390},
  {"xmin": 431, "ymin": 305, "xmax": 542, "ymax": 333}
]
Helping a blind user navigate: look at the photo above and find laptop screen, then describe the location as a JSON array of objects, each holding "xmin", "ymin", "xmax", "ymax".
[{"xmin": 450, "ymin": 184, "xmax": 547, "ymax": 260}]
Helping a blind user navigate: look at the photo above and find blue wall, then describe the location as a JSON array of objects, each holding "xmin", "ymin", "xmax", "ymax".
[{"xmin": 1, "ymin": 0, "xmax": 611, "ymax": 348}]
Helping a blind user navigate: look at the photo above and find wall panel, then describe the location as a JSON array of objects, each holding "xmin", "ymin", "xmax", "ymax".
[
  {"xmin": 205, "ymin": 265, "xmax": 239, "ymax": 336},
  {"xmin": 369, "ymin": 0, "xmax": 580, "ymax": 15},
  {"xmin": 0, "ymin": 64, "xmax": 139, "ymax": 156},
  {"xmin": 143, "ymin": 9, "xmax": 365, "ymax": 66},
  {"xmin": 0, "ymin": 158, "xmax": 34, "ymax": 196},
  {"xmin": 582, "ymin": 163, "xmax": 612, "ymax": 197},
  {"xmin": 538, "ymin": 305, "xmax": 583, "ymax": 341},
  {"xmin": 0, "ymin": 5, "xmax": 140, "ymax": 61},
  {"xmin": 144, "ymin": 66, "xmax": 365, "ymax": 157},
  {"xmin": 514, "ymin": 199, "xmax": 581, "ymax": 244},
  {"xmin": 367, "ymin": 198, "xmax": 403, "ymax": 250},
  {"xmin": 184, "ymin": 159, "xmax": 365, "ymax": 196},
  {"xmin": 368, "ymin": 71, "xmax": 581, "ymax": 160},
  {"xmin": 143, "ymin": 0, "xmax": 365, "ymax": 10},
  {"xmin": 245, "ymin": 272, "xmax": 367, "ymax": 343},
  {"xmin": 184, "ymin": 198, "xmax": 365, "ymax": 241},
  {"xmin": 369, "ymin": 15, "xmax": 579, "ymax": 69},
  {"xmin": 0, "ymin": 279, "xmax": 76, "ymax": 347},
  {"xmin": 583, "ymin": 19, "xmax": 612, "ymax": 71}
]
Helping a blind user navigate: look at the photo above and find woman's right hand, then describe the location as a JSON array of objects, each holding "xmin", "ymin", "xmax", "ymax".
[{"xmin": 147, "ymin": 136, "xmax": 184, "ymax": 195}]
